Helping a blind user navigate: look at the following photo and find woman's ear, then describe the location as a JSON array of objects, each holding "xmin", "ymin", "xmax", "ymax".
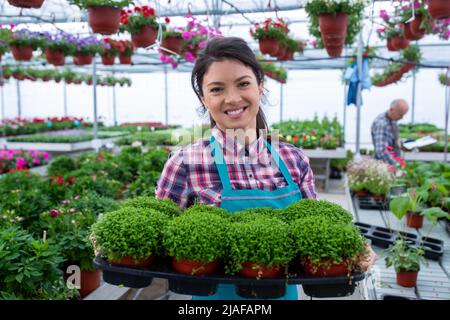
[
  {"xmin": 258, "ymin": 81, "xmax": 264, "ymax": 97},
  {"xmin": 200, "ymin": 97, "xmax": 208, "ymax": 111}
]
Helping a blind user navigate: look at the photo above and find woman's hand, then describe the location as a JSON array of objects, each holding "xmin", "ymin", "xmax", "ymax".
[{"xmin": 360, "ymin": 244, "xmax": 378, "ymax": 272}]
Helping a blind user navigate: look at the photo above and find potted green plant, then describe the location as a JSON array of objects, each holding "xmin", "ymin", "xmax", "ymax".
[
  {"xmin": 120, "ymin": 5, "xmax": 159, "ymax": 48},
  {"xmin": 7, "ymin": 30, "xmax": 40, "ymax": 61},
  {"xmin": 438, "ymin": 73, "xmax": 450, "ymax": 86},
  {"xmin": 399, "ymin": 44, "xmax": 422, "ymax": 73},
  {"xmin": 120, "ymin": 196, "xmax": 181, "ymax": 217},
  {"xmin": 250, "ymin": 18, "xmax": 288, "ymax": 56},
  {"xmin": 226, "ymin": 215, "xmax": 296, "ymax": 278},
  {"xmin": 68, "ymin": 0, "xmax": 132, "ymax": 35},
  {"xmin": 162, "ymin": 209, "xmax": 229, "ymax": 275},
  {"xmin": 291, "ymin": 215, "xmax": 368, "ymax": 276},
  {"xmin": 304, "ymin": 0, "xmax": 367, "ymax": 57},
  {"xmin": 284, "ymin": 199, "xmax": 353, "ymax": 224},
  {"xmin": 100, "ymin": 37, "xmax": 118, "ymax": 65},
  {"xmin": 90, "ymin": 207, "xmax": 169, "ymax": 267},
  {"xmin": 116, "ymin": 39, "xmax": 134, "ymax": 64},
  {"xmin": 384, "ymin": 238, "xmax": 427, "ymax": 287},
  {"xmin": 61, "ymin": 68, "xmax": 77, "ymax": 84},
  {"xmin": 401, "ymin": 2, "xmax": 432, "ymax": 40},
  {"xmin": 39, "ymin": 32, "xmax": 77, "ymax": 66},
  {"xmin": 73, "ymin": 36, "xmax": 104, "ymax": 65},
  {"xmin": 228, "ymin": 207, "xmax": 284, "ymax": 223},
  {"xmin": 161, "ymin": 29, "xmax": 183, "ymax": 55},
  {"xmin": 7, "ymin": 0, "xmax": 44, "ymax": 9}
]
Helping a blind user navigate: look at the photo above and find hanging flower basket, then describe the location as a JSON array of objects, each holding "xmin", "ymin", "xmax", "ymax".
[
  {"xmin": 7, "ymin": 0, "xmax": 44, "ymax": 9},
  {"xmin": 73, "ymin": 53, "xmax": 93, "ymax": 66},
  {"xmin": 12, "ymin": 72, "xmax": 25, "ymax": 81},
  {"xmin": 10, "ymin": 45, "xmax": 33, "ymax": 61},
  {"xmin": 403, "ymin": 23, "xmax": 424, "ymax": 41},
  {"xmin": 390, "ymin": 36, "xmax": 410, "ymax": 50},
  {"xmin": 319, "ymin": 13, "xmax": 348, "ymax": 57},
  {"xmin": 119, "ymin": 54, "xmax": 132, "ymax": 65},
  {"xmin": 399, "ymin": 62, "xmax": 416, "ymax": 74},
  {"xmin": 258, "ymin": 38, "xmax": 279, "ymax": 56},
  {"xmin": 44, "ymin": 48, "xmax": 65, "ymax": 66},
  {"xmin": 131, "ymin": 25, "xmax": 157, "ymax": 48},
  {"xmin": 161, "ymin": 35, "xmax": 183, "ymax": 54},
  {"xmin": 428, "ymin": 0, "xmax": 450, "ymax": 20},
  {"xmin": 101, "ymin": 54, "xmax": 115, "ymax": 65},
  {"xmin": 409, "ymin": 15, "xmax": 426, "ymax": 38},
  {"xmin": 275, "ymin": 46, "xmax": 287, "ymax": 60},
  {"xmin": 88, "ymin": 6, "xmax": 121, "ymax": 35}
]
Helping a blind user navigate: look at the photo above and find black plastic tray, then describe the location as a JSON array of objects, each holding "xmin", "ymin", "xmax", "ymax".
[
  {"xmin": 93, "ymin": 256, "xmax": 365, "ymax": 299},
  {"xmin": 355, "ymin": 195, "xmax": 388, "ymax": 210},
  {"xmin": 354, "ymin": 222, "xmax": 444, "ymax": 260}
]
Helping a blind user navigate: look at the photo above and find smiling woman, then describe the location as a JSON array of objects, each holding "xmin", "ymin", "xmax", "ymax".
[{"xmin": 156, "ymin": 37, "xmax": 318, "ymax": 300}]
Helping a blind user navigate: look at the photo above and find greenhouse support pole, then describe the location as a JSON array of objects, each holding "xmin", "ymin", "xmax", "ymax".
[
  {"xmin": 112, "ymin": 73, "xmax": 117, "ymax": 126},
  {"xmin": 63, "ymin": 81, "xmax": 68, "ymax": 116},
  {"xmin": 0, "ymin": 65, "xmax": 4, "ymax": 122},
  {"xmin": 16, "ymin": 80, "xmax": 22, "ymax": 117},
  {"xmin": 444, "ymin": 68, "xmax": 450, "ymax": 162},
  {"xmin": 92, "ymin": 59, "xmax": 98, "ymax": 140},
  {"xmin": 355, "ymin": 32, "xmax": 363, "ymax": 159},
  {"xmin": 164, "ymin": 65, "xmax": 169, "ymax": 126},
  {"xmin": 343, "ymin": 47, "xmax": 348, "ymax": 145},
  {"xmin": 411, "ymin": 68, "xmax": 416, "ymax": 124},
  {"xmin": 280, "ymin": 82, "xmax": 284, "ymax": 122}
]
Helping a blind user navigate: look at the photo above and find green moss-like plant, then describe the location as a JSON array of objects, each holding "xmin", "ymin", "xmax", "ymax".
[
  {"xmin": 47, "ymin": 155, "xmax": 77, "ymax": 177},
  {"xmin": 90, "ymin": 207, "xmax": 169, "ymax": 262},
  {"xmin": 226, "ymin": 216, "xmax": 296, "ymax": 275},
  {"xmin": 162, "ymin": 211, "xmax": 229, "ymax": 263},
  {"xmin": 120, "ymin": 196, "xmax": 181, "ymax": 217},
  {"xmin": 183, "ymin": 203, "xmax": 229, "ymax": 219},
  {"xmin": 284, "ymin": 199, "xmax": 353, "ymax": 224},
  {"xmin": 229, "ymin": 207, "xmax": 284, "ymax": 223},
  {"xmin": 291, "ymin": 215, "xmax": 367, "ymax": 269}
]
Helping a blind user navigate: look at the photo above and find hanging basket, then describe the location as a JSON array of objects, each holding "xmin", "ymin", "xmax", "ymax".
[
  {"xmin": 44, "ymin": 48, "xmax": 65, "ymax": 66},
  {"xmin": 7, "ymin": 0, "xmax": 44, "ymax": 9},
  {"xmin": 428, "ymin": 0, "xmax": 450, "ymax": 19},
  {"xmin": 281, "ymin": 49, "xmax": 294, "ymax": 61},
  {"xmin": 258, "ymin": 38, "xmax": 279, "ymax": 56},
  {"xmin": 399, "ymin": 62, "xmax": 416, "ymax": 74},
  {"xmin": 403, "ymin": 22, "xmax": 424, "ymax": 41},
  {"xmin": 73, "ymin": 53, "xmax": 93, "ymax": 65},
  {"xmin": 409, "ymin": 16, "xmax": 427, "ymax": 38},
  {"xmin": 101, "ymin": 54, "xmax": 115, "ymax": 65},
  {"xmin": 88, "ymin": 6, "xmax": 120, "ymax": 35},
  {"xmin": 161, "ymin": 36, "xmax": 183, "ymax": 54},
  {"xmin": 119, "ymin": 54, "xmax": 132, "ymax": 65},
  {"xmin": 131, "ymin": 25, "xmax": 157, "ymax": 48},
  {"xmin": 319, "ymin": 13, "xmax": 348, "ymax": 57},
  {"xmin": 10, "ymin": 45, "xmax": 33, "ymax": 61},
  {"xmin": 275, "ymin": 46, "xmax": 287, "ymax": 60},
  {"xmin": 390, "ymin": 36, "xmax": 410, "ymax": 50}
]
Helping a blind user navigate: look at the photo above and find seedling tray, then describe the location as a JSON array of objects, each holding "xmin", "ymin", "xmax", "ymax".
[
  {"xmin": 94, "ymin": 256, "xmax": 365, "ymax": 299},
  {"xmin": 354, "ymin": 222, "xmax": 444, "ymax": 260},
  {"xmin": 355, "ymin": 195, "xmax": 388, "ymax": 210}
]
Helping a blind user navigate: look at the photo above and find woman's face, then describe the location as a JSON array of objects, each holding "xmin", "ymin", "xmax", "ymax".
[{"xmin": 201, "ymin": 59, "xmax": 263, "ymax": 132}]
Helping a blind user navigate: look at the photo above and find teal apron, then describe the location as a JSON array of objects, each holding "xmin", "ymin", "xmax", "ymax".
[{"xmin": 193, "ymin": 135, "xmax": 302, "ymax": 300}]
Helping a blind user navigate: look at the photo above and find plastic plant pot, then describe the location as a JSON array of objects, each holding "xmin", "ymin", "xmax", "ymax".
[
  {"xmin": 396, "ymin": 270, "xmax": 418, "ymax": 287},
  {"xmin": 110, "ymin": 255, "xmax": 155, "ymax": 268},
  {"xmin": 239, "ymin": 262, "xmax": 284, "ymax": 279},
  {"xmin": 88, "ymin": 6, "xmax": 120, "ymax": 35},
  {"xmin": 258, "ymin": 38, "xmax": 279, "ymax": 56},
  {"xmin": 131, "ymin": 26, "xmax": 157, "ymax": 48},
  {"xmin": 406, "ymin": 212, "xmax": 424, "ymax": 229},
  {"xmin": 172, "ymin": 257, "xmax": 219, "ymax": 276},
  {"xmin": 10, "ymin": 45, "xmax": 33, "ymax": 61}
]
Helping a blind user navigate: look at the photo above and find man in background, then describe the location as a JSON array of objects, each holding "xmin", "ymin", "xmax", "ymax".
[{"xmin": 371, "ymin": 99, "xmax": 409, "ymax": 164}]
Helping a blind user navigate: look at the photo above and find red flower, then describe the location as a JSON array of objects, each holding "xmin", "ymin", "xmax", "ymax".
[
  {"xmin": 165, "ymin": 17, "xmax": 171, "ymax": 23},
  {"xmin": 293, "ymin": 135, "xmax": 299, "ymax": 142},
  {"xmin": 50, "ymin": 209, "xmax": 60, "ymax": 217},
  {"xmin": 56, "ymin": 176, "xmax": 64, "ymax": 185}
]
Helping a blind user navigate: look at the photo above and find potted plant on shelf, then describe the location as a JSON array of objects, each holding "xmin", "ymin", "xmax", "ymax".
[
  {"xmin": 73, "ymin": 36, "xmax": 103, "ymax": 65},
  {"xmin": 284, "ymin": 199, "xmax": 353, "ymax": 224},
  {"xmin": 90, "ymin": 207, "xmax": 169, "ymax": 267},
  {"xmin": 39, "ymin": 32, "xmax": 77, "ymax": 66},
  {"xmin": 162, "ymin": 208, "xmax": 229, "ymax": 275},
  {"xmin": 438, "ymin": 73, "xmax": 450, "ymax": 86},
  {"xmin": 68, "ymin": 0, "xmax": 133, "ymax": 35},
  {"xmin": 226, "ymin": 215, "xmax": 296, "ymax": 278},
  {"xmin": 120, "ymin": 5, "xmax": 159, "ymax": 48},
  {"xmin": 291, "ymin": 215, "xmax": 368, "ymax": 276},
  {"xmin": 100, "ymin": 38, "xmax": 119, "ymax": 65},
  {"xmin": 305, "ymin": 0, "xmax": 367, "ymax": 57},
  {"xmin": 250, "ymin": 18, "xmax": 289, "ymax": 57},
  {"xmin": 7, "ymin": 0, "xmax": 44, "ymax": 9},
  {"xmin": 116, "ymin": 40, "xmax": 134, "ymax": 64},
  {"xmin": 61, "ymin": 68, "xmax": 77, "ymax": 84},
  {"xmin": 7, "ymin": 30, "xmax": 41, "ymax": 61},
  {"xmin": 384, "ymin": 238, "xmax": 427, "ymax": 287},
  {"xmin": 120, "ymin": 196, "xmax": 181, "ymax": 217},
  {"xmin": 161, "ymin": 29, "xmax": 183, "ymax": 55},
  {"xmin": 401, "ymin": 1, "xmax": 433, "ymax": 40}
]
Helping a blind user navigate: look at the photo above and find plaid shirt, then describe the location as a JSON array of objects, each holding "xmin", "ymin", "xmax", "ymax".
[
  {"xmin": 155, "ymin": 126, "xmax": 317, "ymax": 209},
  {"xmin": 371, "ymin": 112, "xmax": 400, "ymax": 164}
]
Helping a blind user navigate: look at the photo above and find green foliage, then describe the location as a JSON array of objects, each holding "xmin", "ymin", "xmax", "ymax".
[
  {"xmin": 385, "ymin": 238, "xmax": 427, "ymax": 272},
  {"xmin": 291, "ymin": 215, "xmax": 367, "ymax": 266},
  {"xmin": 389, "ymin": 187, "xmax": 429, "ymax": 219},
  {"xmin": 0, "ymin": 226, "xmax": 76, "ymax": 300},
  {"xmin": 163, "ymin": 211, "xmax": 229, "ymax": 263},
  {"xmin": 47, "ymin": 155, "xmax": 77, "ymax": 177},
  {"xmin": 120, "ymin": 196, "xmax": 181, "ymax": 217},
  {"xmin": 226, "ymin": 216, "xmax": 296, "ymax": 274},
  {"xmin": 91, "ymin": 207, "xmax": 169, "ymax": 262},
  {"xmin": 284, "ymin": 199, "xmax": 353, "ymax": 224},
  {"xmin": 229, "ymin": 207, "xmax": 284, "ymax": 223},
  {"xmin": 183, "ymin": 203, "xmax": 229, "ymax": 219},
  {"xmin": 7, "ymin": 131, "xmax": 123, "ymax": 143},
  {"xmin": 68, "ymin": 0, "xmax": 132, "ymax": 9},
  {"xmin": 401, "ymin": 44, "xmax": 422, "ymax": 64}
]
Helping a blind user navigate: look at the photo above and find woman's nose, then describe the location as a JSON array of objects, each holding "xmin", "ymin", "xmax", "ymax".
[{"xmin": 224, "ymin": 88, "xmax": 242, "ymax": 104}]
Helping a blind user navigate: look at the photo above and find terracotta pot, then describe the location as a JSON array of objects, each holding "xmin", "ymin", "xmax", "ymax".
[
  {"xmin": 110, "ymin": 255, "xmax": 154, "ymax": 268},
  {"xmin": 303, "ymin": 259, "xmax": 348, "ymax": 277},
  {"xmin": 282, "ymin": 49, "xmax": 294, "ymax": 61},
  {"xmin": 44, "ymin": 48, "xmax": 65, "ymax": 66},
  {"xmin": 86, "ymin": 80, "xmax": 92, "ymax": 85},
  {"xmin": 88, "ymin": 6, "xmax": 120, "ymax": 35},
  {"xmin": 42, "ymin": 76, "xmax": 50, "ymax": 82},
  {"xmin": 101, "ymin": 54, "xmax": 115, "ymax": 65},
  {"xmin": 428, "ymin": 0, "xmax": 450, "ymax": 19},
  {"xmin": 387, "ymin": 38, "xmax": 398, "ymax": 51},
  {"xmin": 73, "ymin": 53, "xmax": 93, "ymax": 65},
  {"xmin": 172, "ymin": 257, "xmax": 219, "ymax": 275},
  {"xmin": 161, "ymin": 36, "xmax": 183, "ymax": 54},
  {"xmin": 258, "ymin": 38, "xmax": 279, "ymax": 56},
  {"xmin": 324, "ymin": 44, "xmax": 344, "ymax": 57},
  {"xmin": 396, "ymin": 270, "xmax": 418, "ymax": 287},
  {"xmin": 319, "ymin": 13, "xmax": 348, "ymax": 57},
  {"xmin": 373, "ymin": 194, "xmax": 386, "ymax": 201},
  {"xmin": 355, "ymin": 190, "xmax": 368, "ymax": 197},
  {"xmin": 7, "ymin": 0, "xmax": 44, "ymax": 8},
  {"xmin": 275, "ymin": 46, "xmax": 286, "ymax": 60},
  {"xmin": 10, "ymin": 45, "xmax": 33, "ymax": 61},
  {"xmin": 403, "ymin": 22, "xmax": 424, "ymax": 41},
  {"xmin": 239, "ymin": 262, "xmax": 283, "ymax": 278},
  {"xmin": 12, "ymin": 73, "xmax": 25, "ymax": 80},
  {"xmin": 65, "ymin": 79, "xmax": 72, "ymax": 84},
  {"xmin": 131, "ymin": 25, "xmax": 157, "ymax": 48},
  {"xmin": 406, "ymin": 211, "xmax": 424, "ymax": 228},
  {"xmin": 409, "ymin": 16, "xmax": 426, "ymax": 38},
  {"xmin": 119, "ymin": 54, "xmax": 132, "ymax": 65},
  {"xmin": 391, "ymin": 36, "xmax": 410, "ymax": 50},
  {"xmin": 399, "ymin": 62, "xmax": 416, "ymax": 74},
  {"xmin": 54, "ymin": 78, "xmax": 61, "ymax": 83},
  {"xmin": 79, "ymin": 269, "xmax": 101, "ymax": 298}
]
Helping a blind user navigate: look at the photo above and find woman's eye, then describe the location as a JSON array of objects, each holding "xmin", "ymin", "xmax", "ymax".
[
  {"xmin": 239, "ymin": 81, "xmax": 250, "ymax": 88},
  {"xmin": 210, "ymin": 87, "xmax": 223, "ymax": 93}
]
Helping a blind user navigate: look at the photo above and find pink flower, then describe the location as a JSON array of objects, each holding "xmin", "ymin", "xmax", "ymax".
[
  {"xmin": 42, "ymin": 152, "xmax": 49, "ymax": 159},
  {"xmin": 182, "ymin": 31, "xmax": 193, "ymax": 41},
  {"xmin": 160, "ymin": 54, "xmax": 172, "ymax": 63},
  {"xmin": 198, "ymin": 41, "xmax": 207, "ymax": 48},
  {"xmin": 379, "ymin": 9, "xmax": 389, "ymax": 22},
  {"xmin": 170, "ymin": 60, "xmax": 179, "ymax": 69},
  {"xmin": 199, "ymin": 27, "xmax": 208, "ymax": 35},
  {"xmin": 188, "ymin": 20, "xmax": 196, "ymax": 28},
  {"xmin": 184, "ymin": 51, "xmax": 196, "ymax": 63},
  {"xmin": 50, "ymin": 209, "xmax": 60, "ymax": 217},
  {"xmin": 32, "ymin": 157, "xmax": 40, "ymax": 165},
  {"xmin": 16, "ymin": 157, "xmax": 27, "ymax": 168}
]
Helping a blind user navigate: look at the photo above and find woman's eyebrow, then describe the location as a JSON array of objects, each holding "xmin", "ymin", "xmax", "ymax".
[{"xmin": 206, "ymin": 75, "xmax": 252, "ymax": 87}]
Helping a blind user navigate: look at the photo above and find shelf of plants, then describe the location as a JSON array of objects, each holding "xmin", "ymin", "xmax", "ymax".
[
  {"xmin": 400, "ymin": 123, "xmax": 450, "ymax": 160},
  {"xmin": 91, "ymin": 199, "xmax": 369, "ymax": 299}
]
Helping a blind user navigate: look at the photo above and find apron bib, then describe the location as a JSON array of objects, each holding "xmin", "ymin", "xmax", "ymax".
[{"xmin": 193, "ymin": 136, "xmax": 302, "ymax": 300}]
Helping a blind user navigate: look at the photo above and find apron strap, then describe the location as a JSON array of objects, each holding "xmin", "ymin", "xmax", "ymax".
[{"xmin": 210, "ymin": 136, "xmax": 296, "ymax": 191}]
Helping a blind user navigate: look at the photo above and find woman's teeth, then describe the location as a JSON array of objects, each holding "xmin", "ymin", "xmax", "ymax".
[{"xmin": 226, "ymin": 108, "xmax": 245, "ymax": 115}]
